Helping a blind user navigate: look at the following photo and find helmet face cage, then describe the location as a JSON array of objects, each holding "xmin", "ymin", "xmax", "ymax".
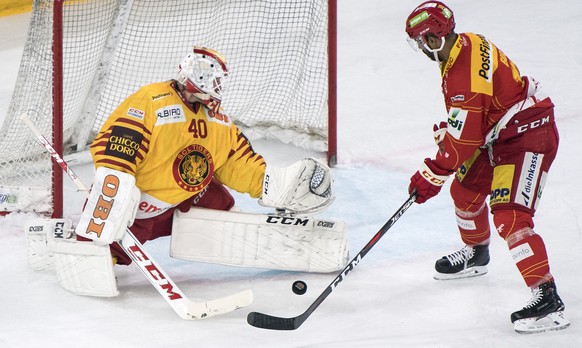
[
  {"xmin": 178, "ymin": 46, "xmax": 229, "ymax": 102},
  {"xmin": 405, "ymin": 1, "xmax": 455, "ymax": 47}
]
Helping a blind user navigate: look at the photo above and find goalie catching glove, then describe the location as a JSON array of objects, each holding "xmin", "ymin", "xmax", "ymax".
[
  {"xmin": 76, "ymin": 167, "xmax": 141, "ymax": 245},
  {"xmin": 259, "ymin": 158, "xmax": 334, "ymax": 214}
]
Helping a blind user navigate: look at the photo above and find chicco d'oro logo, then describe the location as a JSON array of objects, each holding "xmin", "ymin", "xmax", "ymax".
[{"xmin": 172, "ymin": 144, "xmax": 214, "ymax": 192}]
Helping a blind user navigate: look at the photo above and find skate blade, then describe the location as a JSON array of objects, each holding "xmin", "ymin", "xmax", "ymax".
[
  {"xmin": 514, "ymin": 311, "xmax": 570, "ymax": 334},
  {"xmin": 433, "ymin": 266, "xmax": 488, "ymax": 280}
]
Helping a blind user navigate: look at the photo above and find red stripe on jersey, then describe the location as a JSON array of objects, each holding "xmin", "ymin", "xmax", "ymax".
[{"xmin": 95, "ymin": 158, "xmax": 135, "ymax": 174}]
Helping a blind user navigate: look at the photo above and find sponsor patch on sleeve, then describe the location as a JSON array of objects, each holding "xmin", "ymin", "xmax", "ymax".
[
  {"xmin": 446, "ymin": 108, "xmax": 468, "ymax": 139},
  {"xmin": 104, "ymin": 126, "xmax": 143, "ymax": 162},
  {"xmin": 127, "ymin": 107, "xmax": 145, "ymax": 120}
]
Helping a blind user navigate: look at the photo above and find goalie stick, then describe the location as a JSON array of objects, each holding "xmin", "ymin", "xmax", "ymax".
[
  {"xmin": 20, "ymin": 113, "xmax": 253, "ymax": 320},
  {"xmin": 247, "ymin": 192, "xmax": 416, "ymax": 330}
]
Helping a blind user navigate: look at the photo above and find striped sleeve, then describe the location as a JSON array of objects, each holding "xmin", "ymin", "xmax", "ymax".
[
  {"xmin": 90, "ymin": 91, "xmax": 152, "ymax": 175},
  {"xmin": 215, "ymin": 126, "xmax": 266, "ymax": 198}
]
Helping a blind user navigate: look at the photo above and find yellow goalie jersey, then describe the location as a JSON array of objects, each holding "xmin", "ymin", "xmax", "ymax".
[{"xmin": 90, "ymin": 80, "xmax": 266, "ymax": 219}]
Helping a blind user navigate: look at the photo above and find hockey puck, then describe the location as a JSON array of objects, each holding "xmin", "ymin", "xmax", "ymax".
[{"xmin": 292, "ymin": 280, "xmax": 307, "ymax": 295}]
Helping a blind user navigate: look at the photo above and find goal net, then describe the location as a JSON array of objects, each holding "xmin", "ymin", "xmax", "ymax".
[{"xmin": 0, "ymin": 0, "xmax": 336, "ymax": 216}]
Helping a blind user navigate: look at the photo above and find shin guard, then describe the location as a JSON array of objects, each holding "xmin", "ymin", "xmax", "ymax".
[
  {"xmin": 451, "ymin": 180, "xmax": 491, "ymax": 245},
  {"xmin": 494, "ymin": 210, "xmax": 552, "ymax": 287}
]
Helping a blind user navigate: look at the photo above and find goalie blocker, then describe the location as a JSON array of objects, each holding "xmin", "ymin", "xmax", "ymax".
[{"xmin": 171, "ymin": 207, "xmax": 349, "ymax": 273}]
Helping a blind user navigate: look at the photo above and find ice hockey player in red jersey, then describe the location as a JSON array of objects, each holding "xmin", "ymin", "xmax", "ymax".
[{"xmin": 404, "ymin": 1, "xmax": 569, "ymax": 334}]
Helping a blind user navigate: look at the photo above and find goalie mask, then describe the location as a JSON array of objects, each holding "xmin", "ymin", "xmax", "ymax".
[{"xmin": 177, "ymin": 46, "xmax": 229, "ymax": 105}]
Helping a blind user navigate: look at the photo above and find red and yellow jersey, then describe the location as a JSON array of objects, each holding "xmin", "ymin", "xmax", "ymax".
[
  {"xmin": 434, "ymin": 32, "xmax": 552, "ymax": 172},
  {"xmin": 90, "ymin": 80, "xmax": 266, "ymax": 218}
]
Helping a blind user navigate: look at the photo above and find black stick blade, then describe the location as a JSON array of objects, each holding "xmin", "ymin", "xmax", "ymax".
[{"xmin": 247, "ymin": 312, "xmax": 300, "ymax": 330}]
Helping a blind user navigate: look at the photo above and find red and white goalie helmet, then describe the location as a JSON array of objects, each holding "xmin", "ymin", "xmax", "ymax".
[
  {"xmin": 405, "ymin": 1, "xmax": 455, "ymax": 50},
  {"xmin": 177, "ymin": 46, "xmax": 229, "ymax": 103}
]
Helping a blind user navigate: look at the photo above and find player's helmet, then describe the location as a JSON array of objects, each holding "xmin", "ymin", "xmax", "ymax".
[
  {"xmin": 177, "ymin": 46, "xmax": 229, "ymax": 103},
  {"xmin": 405, "ymin": 1, "xmax": 455, "ymax": 47}
]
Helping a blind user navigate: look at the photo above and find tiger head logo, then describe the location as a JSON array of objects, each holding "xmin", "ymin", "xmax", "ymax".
[{"xmin": 173, "ymin": 144, "xmax": 214, "ymax": 192}]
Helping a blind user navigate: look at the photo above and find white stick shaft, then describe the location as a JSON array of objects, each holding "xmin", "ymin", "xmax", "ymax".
[{"xmin": 20, "ymin": 113, "xmax": 89, "ymax": 192}]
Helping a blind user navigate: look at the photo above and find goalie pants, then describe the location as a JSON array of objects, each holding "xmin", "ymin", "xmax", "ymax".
[
  {"xmin": 450, "ymin": 105, "xmax": 559, "ymax": 288},
  {"xmin": 111, "ymin": 178, "xmax": 234, "ymax": 265}
]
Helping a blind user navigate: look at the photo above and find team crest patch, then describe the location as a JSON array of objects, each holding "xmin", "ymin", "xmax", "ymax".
[{"xmin": 172, "ymin": 144, "xmax": 214, "ymax": 192}]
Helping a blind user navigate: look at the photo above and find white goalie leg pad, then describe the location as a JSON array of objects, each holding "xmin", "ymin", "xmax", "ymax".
[
  {"xmin": 53, "ymin": 239, "xmax": 119, "ymax": 297},
  {"xmin": 170, "ymin": 207, "xmax": 349, "ymax": 273},
  {"xmin": 25, "ymin": 219, "xmax": 73, "ymax": 271}
]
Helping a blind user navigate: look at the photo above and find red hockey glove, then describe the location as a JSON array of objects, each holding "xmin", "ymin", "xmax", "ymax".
[{"xmin": 409, "ymin": 158, "xmax": 451, "ymax": 204}]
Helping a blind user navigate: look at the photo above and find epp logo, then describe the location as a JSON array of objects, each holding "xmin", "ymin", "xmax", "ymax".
[{"xmin": 490, "ymin": 188, "xmax": 510, "ymax": 204}]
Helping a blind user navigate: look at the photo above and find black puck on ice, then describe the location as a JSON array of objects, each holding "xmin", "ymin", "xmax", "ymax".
[{"xmin": 292, "ymin": 280, "xmax": 307, "ymax": 295}]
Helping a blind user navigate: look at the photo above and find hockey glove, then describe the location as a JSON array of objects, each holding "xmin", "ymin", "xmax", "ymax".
[
  {"xmin": 259, "ymin": 158, "xmax": 334, "ymax": 214},
  {"xmin": 409, "ymin": 158, "xmax": 450, "ymax": 204},
  {"xmin": 75, "ymin": 167, "xmax": 141, "ymax": 245},
  {"xmin": 433, "ymin": 121, "xmax": 448, "ymax": 154}
]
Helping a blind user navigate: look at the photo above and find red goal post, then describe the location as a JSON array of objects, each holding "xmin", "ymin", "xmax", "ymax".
[{"xmin": 0, "ymin": 0, "xmax": 337, "ymax": 217}]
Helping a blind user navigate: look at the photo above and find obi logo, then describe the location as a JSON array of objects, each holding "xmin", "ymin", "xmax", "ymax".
[{"xmin": 84, "ymin": 174, "xmax": 120, "ymax": 238}]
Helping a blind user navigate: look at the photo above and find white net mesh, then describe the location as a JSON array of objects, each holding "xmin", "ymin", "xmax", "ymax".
[{"xmin": 0, "ymin": 0, "xmax": 330, "ymax": 214}]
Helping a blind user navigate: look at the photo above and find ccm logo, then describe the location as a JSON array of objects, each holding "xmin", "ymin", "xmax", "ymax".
[
  {"xmin": 517, "ymin": 115, "xmax": 550, "ymax": 133},
  {"xmin": 53, "ymin": 221, "xmax": 65, "ymax": 239},
  {"xmin": 266, "ymin": 216, "xmax": 309, "ymax": 226}
]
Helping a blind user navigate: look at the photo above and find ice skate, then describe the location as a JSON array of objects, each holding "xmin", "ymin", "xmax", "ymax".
[
  {"xmin": 511, "ymin": 281, "xmax": 570, "ymax": 334},
  {"xmin": 433, "ymin": 245, "xmax": 489, "ymax": 280}
]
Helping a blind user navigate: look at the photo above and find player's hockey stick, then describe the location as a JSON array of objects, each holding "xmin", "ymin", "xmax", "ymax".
[
  {"xmin": 20, "ymin": 113, "xmax": 253, "ymax": 320},
  {"xmin": 247, "ymin": 192, "xmax": 416, "ymax": 330}
]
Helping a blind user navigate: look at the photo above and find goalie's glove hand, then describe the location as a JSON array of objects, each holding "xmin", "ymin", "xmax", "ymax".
[
  {"xmin": 259, "ymin": 158, "xmax": 334, "ymax": 214},
  {"xmin": 409, "ymin": 158, "xmax": 450, "ymax": 204}
]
